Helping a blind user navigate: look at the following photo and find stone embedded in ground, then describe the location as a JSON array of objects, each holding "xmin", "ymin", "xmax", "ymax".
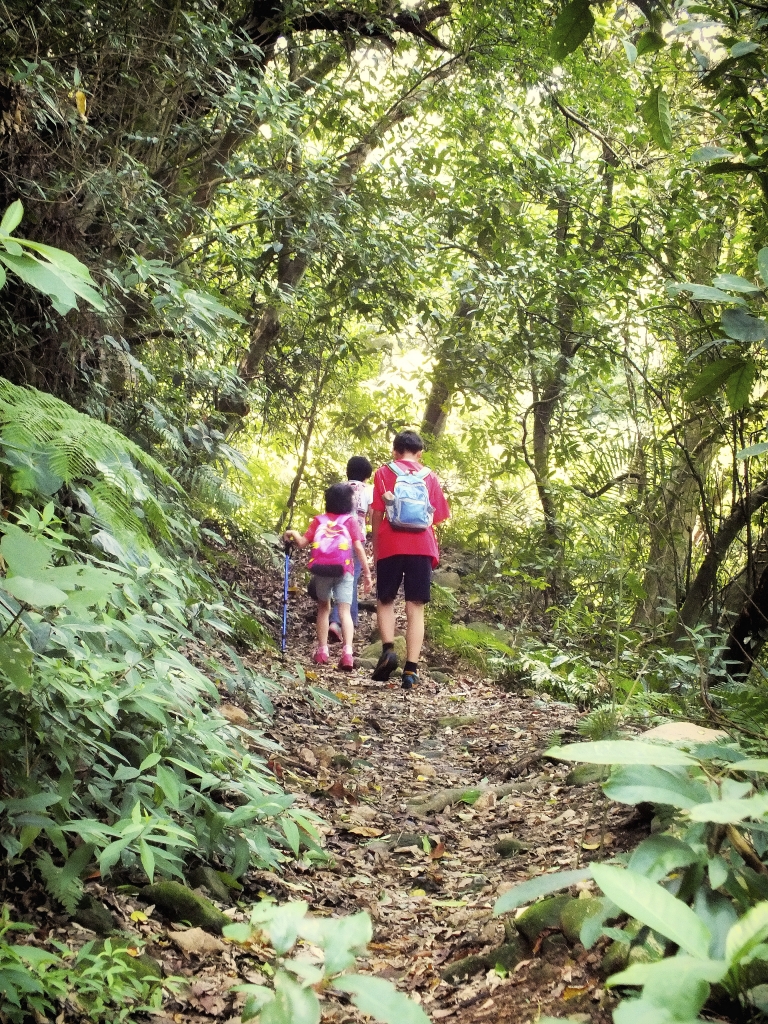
[
  {"xmin": 565, "ymin": 763, "xmax": 607, "ymax": 787},
  {"xmin": 440, "ymin": 935, "xmax": 529, "ymax": 983},
  {"xmin": 187, "ymin": 865, "xmax": 233, "ymax": 904},
  {"xmin": 359, "ymin": 635, "xmax": 407, "ymax": 663},
  {"xmin": 642, "ymin": 721, "xmax": 727, "ymax": 745},
  {"xmin": 560, "ymin": 896, "xmax": 603, "ymax": 943},
  {"xmin": 494, "ymin": 834, "xmax": 529, "ymax": 858},
  {"xmin": 599, "ymin": 919, "xmax": 666, "ymax": 977},
  {"xmin": 433, "ymin": 570, "xmax": 462, "ymax": 591},
  {"xmin": 515, "ymin": 894, "xmax": 572, "ymax": 941},
  {"xmin": 140, "ymin": 881, "xmax": 230, "ymax": 934},
  {"xmin": 73, "ymin": 894, "xmax": 116, "ymax": 935},
  {"xmin": 331, "ymin": 753, "xmax": 353, "ymax": 769},
  {"xmin": 437, "ymin": 714, "xmax": 477, "ymax": 728},
  {"xmin": 430, "ymin": 671, "xmax": 451, "ymax": 685}
]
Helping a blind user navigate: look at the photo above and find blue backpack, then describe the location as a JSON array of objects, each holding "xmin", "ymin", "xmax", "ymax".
[{"xmin": 385, "ymin": 462, "xmax": 435, "ymax": 532}]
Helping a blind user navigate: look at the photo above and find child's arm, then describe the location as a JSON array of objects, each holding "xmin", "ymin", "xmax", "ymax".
[
  {"xmin": 283, "ymin": 529, "xmax": 309, "ymax": 549},
  {"xmin": 353, "ymin": 539, "xmax": 373, "ymax": 593}
]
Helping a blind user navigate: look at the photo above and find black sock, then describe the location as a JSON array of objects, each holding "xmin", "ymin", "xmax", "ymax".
[
  {"xmin": 382, "ymin": 642, "xmax": 395, "ymax": 653},
  {"xmin": 404, "ymin": 661, "xmax": 418, "ymax": 673}
]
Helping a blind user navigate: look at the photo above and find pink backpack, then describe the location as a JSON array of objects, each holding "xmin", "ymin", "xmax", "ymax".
[{"xmin": 308, "ymin": 514, "xmax": 354, "ymax": 577}]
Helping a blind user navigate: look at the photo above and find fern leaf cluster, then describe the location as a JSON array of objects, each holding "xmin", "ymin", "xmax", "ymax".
[{"xmin": 0, "ymin": 380, "xmax": 179, "ymax": 546}]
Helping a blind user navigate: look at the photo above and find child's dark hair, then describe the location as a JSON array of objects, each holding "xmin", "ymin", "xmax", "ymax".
[
  {"xmin": 393, "ymin": 430, "xmax": 424, "ymax": 454},
  {"xmin": 347, "ymin": 455, "xmax": 372, "ymax": 481},
  {"xmin": 325, "ymin": 483, "xmax": 354, "ymax": 515}
]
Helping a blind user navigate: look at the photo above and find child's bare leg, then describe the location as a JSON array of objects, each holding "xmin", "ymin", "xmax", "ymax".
[
  {"xmin": 337, "ymin": 603, "xmax": 354, "ymax": 648},
  {"xmin": 316, "ymin": 600, "xmax": 331, "ymax": 646}
]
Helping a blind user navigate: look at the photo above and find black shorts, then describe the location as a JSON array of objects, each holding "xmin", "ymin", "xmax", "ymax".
[{"xmin": 376, "ymin": 554, "xmax": 432, "ymax": 605}]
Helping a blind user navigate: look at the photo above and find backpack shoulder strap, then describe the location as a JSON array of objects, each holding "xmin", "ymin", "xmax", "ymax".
[{"xmin": 389, "ymin": 461, "xmax": 430, "ymax": 479}]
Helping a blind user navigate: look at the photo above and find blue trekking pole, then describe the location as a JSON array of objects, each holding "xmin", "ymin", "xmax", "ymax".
[{"xmin": 281, "ymin": 541, "xmax": 292, "ymax": 654}]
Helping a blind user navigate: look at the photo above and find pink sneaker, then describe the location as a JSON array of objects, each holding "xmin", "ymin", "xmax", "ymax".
[
  {"xmin": 338, "ymin": 648, "xmax": 354, "ymax": 671},
  {"xmin": 313, "ymin": 647, "xmax": 329, "ymax": 665}
]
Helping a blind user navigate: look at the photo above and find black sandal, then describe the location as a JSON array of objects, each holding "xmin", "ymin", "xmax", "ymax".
[{"xmin": 372, "ymin": 649, "xmax": 399, "ymax": 681}]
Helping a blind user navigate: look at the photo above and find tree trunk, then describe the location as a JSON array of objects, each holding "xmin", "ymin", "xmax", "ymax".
[
  {"xmin": 421, "ymin": 296, "xmax": 480, "ymax": 439},
  {"xmin": 719, "ymin": 562, "xmax": 768, "ymax": 681},
  {"xmin": 633, "ymin": 422, "xmax": 714, "ymax": 628},
  {"xmin": 672, "ymin": 478, "xmax": 768, "ymax": 640}
]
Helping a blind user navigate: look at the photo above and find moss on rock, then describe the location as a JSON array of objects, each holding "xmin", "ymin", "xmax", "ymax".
[
  {"xmin": 515, "ymin": 895, "xmax": 571, "ymax": 941},
  {"xmin": 560, "ymin": 897, "xmax": 603, "ymax": 944},
  {"xmin": 140, "ymin": 881, "xmax": 230, "ymax": 934}
]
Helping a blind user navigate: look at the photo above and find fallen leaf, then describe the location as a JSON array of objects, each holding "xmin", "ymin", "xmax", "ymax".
[
  {"xmin": 348, "ymin": 826, "xmax": 384, "ymax": 837},
  {"xmin": 429, "ymin": 841, "xmax": 446, "ymax": 859},
  {"xmin": 299, "ymin": 747, "xmax": 317, "ymax": 767},
  {"xmin": 130, "ymin": 910, "xmax": 148, "ymax": 922},
  {"xmin": 564, "ymin": 985, "xmax": 591, "ymax": 1000},
  {"xmin": 170, "ymin": 927, "xmax": 227, "ymax": 956}
]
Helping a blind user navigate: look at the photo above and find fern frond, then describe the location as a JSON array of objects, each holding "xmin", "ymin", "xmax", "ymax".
[
  {"xmin": 37, "ymin": 850, "xmax": 84, "ymax": 915},
  {"xmin": 0, "ymin": 380, "xmax": 182, "ymax": 547}
]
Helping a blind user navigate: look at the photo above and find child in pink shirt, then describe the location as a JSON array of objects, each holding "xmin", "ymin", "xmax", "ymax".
[{"xmin": 284, "ymin": 483, "xmax": 372, "ymax": 670}]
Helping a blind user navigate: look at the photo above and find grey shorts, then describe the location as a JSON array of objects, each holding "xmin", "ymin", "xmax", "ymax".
[{"xmin": 313, "ymin": 573, "xmax": 354, "ymax": 605}]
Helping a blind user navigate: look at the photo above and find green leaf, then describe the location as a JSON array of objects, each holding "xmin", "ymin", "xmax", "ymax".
[
  {"xmin": 606, "ymin": 956, "xmax": 727, "ymax": 1020},
  {"xmin": 726, "ymin": 359, "xmax": 756, "ymax": 411},
  {"xmin": 685, "ymin": 356, "xmax": 746, "ymax": 402},
  {"xmin": 334, "ymin": 975, "xmax": 430, "ymax": 1024},
  {"xmin": 627, "ymin": 834, "xmax": 700, "ymax": 881},
  {"xmin": 282, "ymin": 817, "xmax": 300, "ymax": 857},
  {"xmin": 156, "ymin": 765, "xmax": 180, "ymax": 808},
  {"xmin": 713, "ymin": 273, "xmax": 763, "ymax": 295},
  {"xmin": 0, "ymin": 200, "xmax": 23, "ymax": 236},
  {"xmin": 0, "ymin": 637, "xmax": 34, "ymax": 691},
  {"xmin": 623, "ymin": 40, "xmax": 637, "ymax": 64},
  {"xmin": 604, "ymin": 765, "xmax": 709, "ymax": 810},
  {"xmin": 667, "ymin": 281, "xmax": 747, "ymax": 305},
  {"xmin": 545, "ymin": 741, "xmax": 697, "ymax": 766},
  {"xmin": 250, "ymin": 901, "xmax": 307, "ymax": 955},
  {"xmin": 708, "ymin": 856, "xmax": 729, "ymax": 891},
  {"xmin": 688, "ymin": 793, "xmax": 768, "ymax": 822},
  {"xmin": 758, "ymin": 247, "xmax": 768, "ymax": 288},
  {"xmin": 736, "ymin": 441, "xmax": 768, "ymax": 460},
  {"xmin": 641, "ymin": 86, "xmax": 673, "ymax": 150},
  {"xmin": 550, "ymin": 0, "xmax": 594, "ymax": 59},
  {"xmin": 0, "ymin": 576, "xmax": 68, "ymax": 607},
  {"xmin": 301, "ymin": 912, "xmax": 372, "ymax": 975},
  {"xmin": 725, "ymin": 901, "xmax": 768, "ymax": 966},
  {"xmin": 729, "ymin": 758, "xmax": 768, "ymax": 773},
  {"xmin": 731, "ymin": 40, "xmax": 760, "ymax": 57},
  {"xmin": 139, "ymin": 838, "xmax": 155, "ymax": 883},
  {"xmin": 691, "ymin": 146, "xmax": 736, "ymax": 163},
  {"xmin": 590, "ymin": 863, "xmax": 711, "ymax": 957},
  {"xmin": 0, "ymin": 252, "xmax": 78, "ymax": 312},
  {"xmin": 493, "ymin": 866, "xmax": 592, "ymax": 916},
  {"xmin": 0, "ymin": 526, "xmax": 53, "ymax": 575},
  {"xmin": 635, "ymin": 31, "xmax": 666, "ymax": 56},
  {"xmin": 694, "ymin": 886, "xmax": 737, "ymax": 957},
  {"xmin": 260, "ymin": 970, "xmax": 320, "ymax": 1024},
  {"xmin": 721, "ymin": 308, "xmax": 768, "ymax": 342}
]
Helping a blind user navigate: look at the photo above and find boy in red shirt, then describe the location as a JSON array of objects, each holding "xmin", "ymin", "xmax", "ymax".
[
  {"xmin": 285, "ymin": 484, "xmax": 372, "ymax": 670},
  {"xmin": 370, "ymin": 431, "xmax": 450, "ymax": 690}
]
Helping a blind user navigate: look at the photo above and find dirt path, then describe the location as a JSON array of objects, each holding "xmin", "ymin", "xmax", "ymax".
[{"xmin": 251, "ymin": 583, "xmax": 637, "ymax": 1023}]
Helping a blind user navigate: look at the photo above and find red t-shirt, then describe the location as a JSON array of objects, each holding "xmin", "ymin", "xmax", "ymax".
[
  {"xmin": 371, "ymin": 460, "xmax": 450, "ymax": 568},
  {"xmin": 304, "ymin": 513, "xmax": 365, "ymax": 574}
]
